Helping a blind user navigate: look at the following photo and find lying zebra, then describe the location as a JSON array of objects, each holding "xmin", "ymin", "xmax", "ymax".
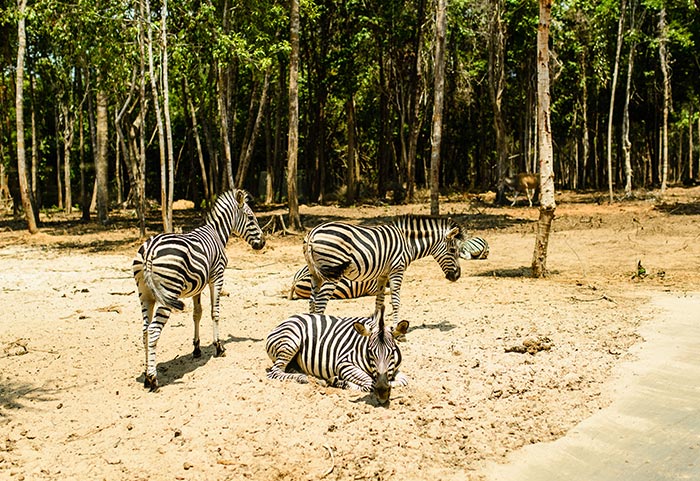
[
  {"xmin": 265, "ymin": 307, "xmax": 409, "ymax": 404},
  {"xmin": 289, "ymin": 236, "xmax": 489, "ymax": 300},
  {"xmin": 133, "ymin": 190, "xmax": 265, "ymax": 391}
]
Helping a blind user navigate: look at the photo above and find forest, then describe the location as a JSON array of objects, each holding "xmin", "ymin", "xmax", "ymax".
[{"xmin": 1, "ymin": 0, "xmax": 699, "ymax": 232}]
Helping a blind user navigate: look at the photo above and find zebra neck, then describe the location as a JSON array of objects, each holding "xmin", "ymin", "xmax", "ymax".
[
  {"xmin": 395, "ymin": 217, "xmax": 443, "ymax": 260},
  {"xmin": 207, "ymin": 206, "xmax": 236, "ymax": 245}
]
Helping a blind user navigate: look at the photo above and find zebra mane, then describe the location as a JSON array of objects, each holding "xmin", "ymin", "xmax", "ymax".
[
  {"xmin": 394, "ymin": 214, "xmax": 466, "ymax": 241},
  {"xmin": 376, "ymin": 306, "xmax": 386, "ymax": 343},
  {"xmin": 206, "ymin": 190, "xmax": 247, "ymax": 223}
]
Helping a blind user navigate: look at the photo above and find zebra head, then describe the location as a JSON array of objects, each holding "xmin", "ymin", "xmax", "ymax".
[
  {"xmin": 431, "ymin": 218, "xmax": 465, "ymax": 282},
  {"xmin": 229, "ymin": 189, "xmax": 266, "ymax": 250},
  {"xmin": 353, "ymin": 307, "xmax": 409, "ymax": 404}
]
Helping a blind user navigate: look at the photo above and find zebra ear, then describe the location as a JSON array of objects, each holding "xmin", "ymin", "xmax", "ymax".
[
  {"xmin": 446, "ymin": 226, "xmax": 460, "ymax": 241},
  {"xmin": 234, "ymin": 189, "xmax": 248, "ymax": 207},
  {"xmin": 393, "ymin": 320, "xmax": 409, "ymax": 338},
  {"xmin": 353, "ymin": 321, "xmax": 371, "ymax": 337}
]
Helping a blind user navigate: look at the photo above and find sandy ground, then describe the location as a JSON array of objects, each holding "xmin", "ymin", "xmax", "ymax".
[{"xmin": 1, "ymin": 187, "xmax": 699, "ymax": 481}]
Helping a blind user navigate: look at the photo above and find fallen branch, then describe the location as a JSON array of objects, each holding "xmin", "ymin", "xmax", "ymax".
[{"xmin": 320, "ymin": 444, "xmax": 335, "ymax": 478}]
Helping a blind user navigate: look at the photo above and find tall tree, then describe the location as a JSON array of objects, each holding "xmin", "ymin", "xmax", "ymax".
[
  {"xmin": 658, "ymin": 5, "xmax": 670, "ymax": 194},
  {"xmin": 15, "ymin": 0, "xmax": 38, "ymax": 233},
  {"xmin": 429, "ymin": 0, "xmax": 447, "ymax": 216},
  {"xmin": 286, "ymin": 0, "xmax": 302, "ymax": 231},
  {"xmin": 95, "ymin": 79, "xmax": 110, "ymax": 225},
  {"xmin": 532, "ymin": 0, "xmax": 556, "ymax": 278},
  {"xmin": 607, "ymin": 0, "xmax": 627, "ymax": 202},
  {"xmin": 489, "ymin": 0, "xmax": 509, "ymax": 204}
]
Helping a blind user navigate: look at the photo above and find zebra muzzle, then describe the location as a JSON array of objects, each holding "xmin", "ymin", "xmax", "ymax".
[{"xmin": 374, "ymin": 372, "xmax": 391, "ymax": 404}]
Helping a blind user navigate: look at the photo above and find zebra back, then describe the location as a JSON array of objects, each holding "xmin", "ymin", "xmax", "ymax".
[{"xmin": 459, "ymin": 236, "xmax": 489, "ymax": 260}]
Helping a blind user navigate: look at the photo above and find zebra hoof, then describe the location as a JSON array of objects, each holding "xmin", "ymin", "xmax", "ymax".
[
  {"xmin": 214, "ymin": 342, "xmax": 226, "ymax": 357},
  {"xmin": 144, "ymin": 373, "xmax": 159, "ymax": 392},
  {"xmin": 193, "ymin": 340, "xmax": 201, "ymax": 358}
]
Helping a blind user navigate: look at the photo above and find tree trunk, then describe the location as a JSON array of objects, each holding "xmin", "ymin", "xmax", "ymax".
[
  {"xmin": 161, "ymin": 0, "xmax": 174, "ymax": 228},
  {"xmin": 580, "ymin": 50, "xmax": 589, "ymax": 190},
  {"xmin": 407, "ymin": 0, "xmax": 426, "ymax": 202},
  {"xmin": 346, "ymin": 95, "xmax": 359, "ymax": 204},
  {"xmin": 429, "ymin": 0, "xmax": 447, "ymax": 216},
  {"xmin": 622, "ymin": 0, "xmax": 637, "ymax": 197},
  {"xmin": 95, "ymin": 84, "xmax": 110, "ymax": 225},
  {"xmin": 489, "ymin": 0, "xmax": 508, "ymax": 204},
  {"xmin": 78, "ymin": 68, "xmax": 90, "ymax": 222},
  {"xmin": 606, "ymin": 0, "xmax": 626, "ymax": 203},
  {"xmin": 184, "ymin": 78, "xmax": 210, "ymax": 206},
  {"xmin": 287, "ymin": 0, "xmax": 303, "ymax": 231},
  {"xmin": 15, "ymin": 0, "xmax": 38, "ymax": 233},
  {"xmin": 236, "ymin": 68, "xmax": 271, "ymax": 189},
  {"xmin": 531, "ymin": 0, "xmax": 556, "ymax": 278},
  {"xmin": 689, "ymin": 110, "xmax": 694, "ymax": 181},
  {"xmin": 658, "ymin": 7, "xmax": 670, "ymax": 194},
  {"xmin": 62, "ymin": 101, "xmax": 75, "ymax": 212}
]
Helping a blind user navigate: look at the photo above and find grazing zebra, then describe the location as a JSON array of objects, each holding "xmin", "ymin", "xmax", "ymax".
[
  {"xmin": 265, "ymin": 307, "xmax": 409, "ymax": 404},
  {"xmin": 287, "ymin": 265, "xmax": 386, "ymax": 300},
  {"xmin": 459, "ymin": 236, "xmax": 489, "ymax": 260},
  {"xmin": 133, "ymin": 189, "xmax": 265, "ymax": 391},
  {"xmin": 303, "ymin": 215, "xmax": 466, "ymax": 325}
]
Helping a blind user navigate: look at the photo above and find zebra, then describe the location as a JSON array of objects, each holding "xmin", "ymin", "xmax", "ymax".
[
  {"xmin": 287, "ymin": 265, "xmax": 386, "ymax": 300},
  {"xmin": 265, "ymin": 307, "xmax": 409, "ymax": 404},
  {"xmin": 459, "ymin": 236, "xmax": 489, "ymax": 260},
  {"xmin": 132, "ymin": 189, "xmax": 265, "ymax": 391},
  {"xmin": 303, "ymin": 215, "xmax": 466, "ymax": 325}
]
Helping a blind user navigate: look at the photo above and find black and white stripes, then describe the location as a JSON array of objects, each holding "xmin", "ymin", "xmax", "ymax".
[
  {"xmin": 302, "ymin": 215, "xmax": 466, "ymax": 325},
  {"xmin": 265, "ymin": 307, "xmax": 408, "ymax": 404},
  {"xmin": 133, "ymin": 189, "xmax": 265, "ymax": 391}
]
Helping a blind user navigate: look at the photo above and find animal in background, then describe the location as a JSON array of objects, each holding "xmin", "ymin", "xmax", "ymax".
[
  {"xmin": 502, "ymin": 172, "xmax": 540, "ymax": 207},
  {"xmin": 133, "ymin": 190, "xmax": 265, "ymax": 391},
  {"xmin": 459, "ymin": 236, "xmax": 489, "ymax": 260},
  {"xmin": 265, "ymin": 307, "xmax": 409, "ymax": 404},
  {"xmin": 303, "ymin": 215, "xmax": 465, "ymax": 326}
]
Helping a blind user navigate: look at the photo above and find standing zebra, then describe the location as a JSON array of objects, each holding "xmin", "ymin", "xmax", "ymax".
[
  {"xmin": 266, "ymin": 307, "xmax": 409, "ymax": 404},
  {"xmin": 303, "ymin": 215, "xmax": 465, "ymax": 325},
  {"xmin": 133, "ymin": 190, "xmax": 265, "ymax": 391},
  {"xmin": 287, "ymin": 265, "xmax": 386, "ymax": 300},
  {"xmin": 459, "ymin": 236, "xmax": 489, "ymax": 260}
]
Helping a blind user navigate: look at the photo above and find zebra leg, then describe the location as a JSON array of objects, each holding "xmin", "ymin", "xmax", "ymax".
[
  {"xmin": 209, "ymin": 279, "xmax": 226, "ymax": 357},
  {"xmin": 388, "ymin": 274, "xmax": 404, "ymax": 329},
  {"xmin": 311, "ymin": 280, "xmax": 337, "ymax": 315},
  {"xmin": 391, "ymin": 371, "xmax": 409, "ymax": 387},
  {"xmin": 337, "ymin": 364, "xmax": 373, "ymax": 392},
  {"xmin": 192, "ymin": 294, "xmax": 203, "ymax": 358},
  {"xmin": 144, "ymin": 306, "xmax": 172, "ymax": 392},
  {"xmin": 266, "ymin": 347, "xmax": 308, "ymax": 384}
]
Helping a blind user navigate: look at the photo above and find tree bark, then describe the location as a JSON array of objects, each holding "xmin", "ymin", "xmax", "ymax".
[
  {"xmin": 531, "ymin": 0, "xmax": 556, "ymax": 278},
  {"xmin": 287, "ymin": 0, "xmax": 303, "ymax": 231},
  {"xmin": 95, "ymin": 83, "xmax": 110, "ymax": 225},
  {"xmin": 346, "ymin": 95, "xmax": 359, "ymax": 204},
  {"xmin": 658, "ymin": 7, "xmax": 670, "ymax": 194},
  {"xmin": 606, "ymin": 0, "xmax": 627, "ymax": 203},
  {"xmin": 429, "ymin": 0, "xmax": 447, "ymax": 216},
  {"xmin": 489, "ymin": 0, "xmax": 508, "ymax": 204},
  {"xmin": 236, "ymin": 68, "xmax": 270, "ymax": 189},
  {"xmin": 184, "ymin": 78, "xmax": 210, "ymax": 206},
  {"xmin": 622, "ymin": 0, "xmax": 637, "ymax": 197},
  {"xmin": 407, "ymin": 0, "xmax": 426, "ymax": 202},
  {"xmin": 61, "ymin": 100, "xmax": 75, "ymax": 212},
  {"xmin": 15, "ymin": 0, "xmax": 38, "ymax": 233},
  {"xmin": 161, "ymin": 0, "xmax": 174, "ymax": 228}
]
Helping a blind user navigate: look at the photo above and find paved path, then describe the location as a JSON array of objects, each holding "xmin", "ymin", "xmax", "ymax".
[{"xmin": 486, "ymin": 293, "xmax": 700, "ymax": 481}]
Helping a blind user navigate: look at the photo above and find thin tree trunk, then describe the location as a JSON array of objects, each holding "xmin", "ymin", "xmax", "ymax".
[
  {"xmin": 407, "ymin": 0, "xmax": 426, "ymax": 202},
  {"xmin": 659, "ymin": 7, "xmax": 670, "ymax": 194},
  {"xmin": 689, "ymin": 110, "xmax": 693, "ymax": 181},
  {"xmin": 184, "ymin": 78, "xmax": 210, "ymax": 205},
  {"xmin": 95, "ymin": 83, "xmax": 110, "ymax": 225},
  {"xmin": 55, "ymin": 110, "xmax": 63, "ymax": 209},
  {"xmin": 346, "ymin": 95, "xmax": 358, "ymax": 204},
  {"xmin": 580, "ymin": 50, "xmax": 589, "ymax": 190},
  {"xmin": 532, "ymin": 0, "xmax": 556, "ymax": 278},
  {"xmin": 622, "ymin": 1, "xmax": 637, "ymax": 197},
  {"xmin": 607, "ymin": 0, "xmax": 626, "ymax": 203},
  {"xmin": 287, "ymin": 0, "xmax": 302, "ymax": 231},
  {"xmin": 489, "ymin": 0, "xmax": 508, "ymax": 204},
  {"xmin": 236, "ymin": 68, "xmax": 271, "ymax": 189},
  {"xmin": 145, "ymin": 0, "xmax": 170, "ymax": 232},
  {"xmin": 78, "ymin": 68, "xmax": 89, "ymax": 222},
  {"xmin": 30, "ymin": 69, "xmax": 38, "ymax": 209},
  {"xmin": 15, "ymin": 0, "xmax": 38, "ymax": 233},
  {"xmin": 429, "ymin": 0, "xmax": 447, "ymax": 216},
  {"xmin": 161, "ymin": 0, "xmax": 174, "ymax": 227},
  {"xmin": 62, "ymin": 101, "xmax": 75, "ymax": 212}
]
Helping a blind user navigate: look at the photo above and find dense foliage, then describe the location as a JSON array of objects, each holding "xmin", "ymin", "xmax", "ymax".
[{"xmin": 1, "ymin": 0, "xmax": 699, "ymax": 216}]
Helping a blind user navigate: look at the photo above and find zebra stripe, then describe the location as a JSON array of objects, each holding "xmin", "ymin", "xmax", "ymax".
[
  {"xmin": 302, "ymin": 215, "xmax": 466, "ymax": 325},
  {"xmin": 287, "ymin": 265, "xmax": 386, "ymax": 300},
  {"xmin": 459, "ymin": 236, "xmax": 489, "ymax": 260},
  {"xmin": 133, "ymin": 189, "xmax": 265, "ymax": 391},
  {"xmin": 265, "ymin": 307, "xmax": 409, "ymax": 404}
]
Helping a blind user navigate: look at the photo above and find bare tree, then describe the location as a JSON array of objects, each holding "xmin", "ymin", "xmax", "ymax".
[
  {"xmin": 658, "ymin": 6, "xmax": 670, "ymax": 194},
  {"xmin": 161, "ymin": 0, "xmax": 174, "ymax": 229},
  {"xmin": 287, "ymin": 0, "xmax": 303, "ymax": 231},
  {"xmin": 15, "ymin": 0, "xmax": 38, "ymax": 233},
  {"xmin": 532, "ymin": 0, "xmax": 556, "ymax": 278},
  {"xmin": 607, "ymin": 0, "xmax": 627, "ymax": 203},
  {"xmin": 489, "ymin": 0, "xmax": 509, "ymax": 204},
  {"xmin": 429, "ymin": 0, "xmax": 447, "ymax": 216},
  {"xmin": 622, "ymin": 0, "xmax": 639, "ymax": 197},
  {"xmin": 95, "ymin": 81, "xmax": 110, "ymax": 225}
]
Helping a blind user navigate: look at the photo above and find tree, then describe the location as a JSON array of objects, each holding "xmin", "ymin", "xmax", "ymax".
[
  {"xmin": 15, "ymin": 0, "xmax": 38, "ymax": 233},
  {"xmin": 286, "ymin": 0, "xmax": 302, "ymax": 231},
  {"xmin": 429, "ymin": 0, "xmax": 447, "ymax": 216},
  {"xmin": 489, "ymin": 0, "xmax": 509, "ymax": 204},
  {"xmin": 606, "ymin": 0, "xmax": 627, "ymax": 203},
  {"xmin": 658, "ymin": 5, "xmax": 670, "ymax": 194},
  {"xmin": 532, "ymin": 0, "xmax": 556, "ymax": 278}
]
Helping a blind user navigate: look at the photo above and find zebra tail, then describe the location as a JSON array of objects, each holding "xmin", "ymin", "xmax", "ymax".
[{"xmin": 143, "ymin": 257, "xmax": 185, "ymax": 311}]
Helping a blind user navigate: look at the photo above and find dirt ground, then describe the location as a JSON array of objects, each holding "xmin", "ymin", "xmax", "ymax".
[{"xmin": 1, "ymin": 186, "xmax": 699, "ymax": 481}]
